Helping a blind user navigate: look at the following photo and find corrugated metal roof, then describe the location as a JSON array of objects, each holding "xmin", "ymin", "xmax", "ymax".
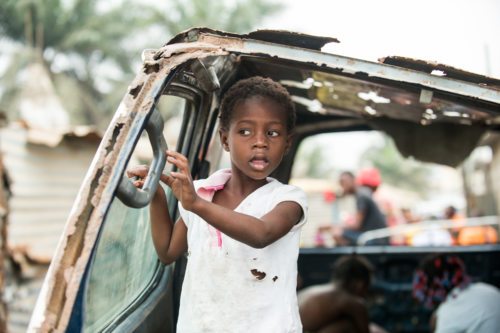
[
  {"xmin": 0, "ymin": 124, "xmax": 100, "ymax": 259},
  {"xmin": 18, "ymin": 63, "xmax": 69, "ymax": 131}
]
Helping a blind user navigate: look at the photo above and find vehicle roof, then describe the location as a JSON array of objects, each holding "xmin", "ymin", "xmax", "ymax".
[
  {"xmin": 159, "ymin": 28, "xmax": 500, "ymax": 166},
  {"xmin": 166, "ymin": 27, "xmax": 340, "ymax": 50}
]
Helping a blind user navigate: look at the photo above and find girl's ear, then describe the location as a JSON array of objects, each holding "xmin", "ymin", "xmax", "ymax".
[{"xmin": 219, "ymin": 129, "xmax": 230, "ymax": 152}]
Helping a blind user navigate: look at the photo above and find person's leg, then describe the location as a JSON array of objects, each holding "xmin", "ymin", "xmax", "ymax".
[{"xmin": 317, "ymin": 319, "xmax": 358, "ymax": 333}]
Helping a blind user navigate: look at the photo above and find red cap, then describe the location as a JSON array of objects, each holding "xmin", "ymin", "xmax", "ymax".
[{"xmin": 357, "ymin": 168, "xmax": 381, "ymax": 187}]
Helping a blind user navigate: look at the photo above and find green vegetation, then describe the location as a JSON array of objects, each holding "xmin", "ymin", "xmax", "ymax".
[
  {"xmin": 0, "ymin": 0, "xmax": 282, "ymax": 129},
  {"xmin": 361, "ymin": 135, "xmax": 433, "ymax": 196}
]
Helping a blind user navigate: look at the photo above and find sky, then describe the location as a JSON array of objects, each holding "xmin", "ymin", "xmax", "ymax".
[
  {"xmin": 259, "ymin": 0, "xmax": 495, "ymax": 209},
  {"xmin": 262, "ymin": 0, "xmax": 500, "ymax": 78}
]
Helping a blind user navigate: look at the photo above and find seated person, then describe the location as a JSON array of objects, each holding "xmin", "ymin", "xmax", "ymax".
[
  {"xmin": 413, "ymin": 254, "xmax": 500, "ymax": 332},
  {"xmin": 298, "ymin": 255, "xmax": 385, "ymax": 333}
]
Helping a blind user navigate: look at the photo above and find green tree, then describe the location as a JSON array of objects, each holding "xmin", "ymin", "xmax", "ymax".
[
  {"xmin": 0, "ymin": 0, "xmax": 147, "ymax": 127},
  {"xmin": 361, "ymin": 134, "xmax": 432, "ymax": 196},
  {"xmin": 293, "ymin": 138, "xmax": 336, "ymax": 179},
  {"xmin": 0, "ymin": 0, "xmax": 284, "ymax": 128},
  {"xmin": 148, "ymin": 0, "xmax": 283, "ymax": 35}
]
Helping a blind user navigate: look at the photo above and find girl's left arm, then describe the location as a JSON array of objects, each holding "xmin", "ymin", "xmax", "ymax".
[
  {"xmin": 195, "ymin": 199, "xmax": 302, "ymax": 248},
  {"xmin": 164, "ymin": 151, "xmax": 303, "ymax": 248}
]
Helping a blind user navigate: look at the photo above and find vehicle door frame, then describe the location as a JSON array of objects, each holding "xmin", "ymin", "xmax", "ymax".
[
  {"xmin": 99, "ymin": 77, "xmax": 218, "ymax": 333},
  {"xmin": 29, "ymin": 54, "xmax": 223, "ymax": 332}
]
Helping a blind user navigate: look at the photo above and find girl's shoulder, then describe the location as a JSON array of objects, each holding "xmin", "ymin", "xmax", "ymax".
[
  {"xmin": 265, "ymin": 178, "xmax": 308, "ymax": 208},
  {"xmin": 267, "ymin": 177, "xmax": 306, "ymax": 196}
]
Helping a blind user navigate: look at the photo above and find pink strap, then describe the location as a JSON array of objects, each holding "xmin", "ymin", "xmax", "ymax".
[{"xmin": 197, "ymin": 185, "xmax": 224, "ymax": 248}]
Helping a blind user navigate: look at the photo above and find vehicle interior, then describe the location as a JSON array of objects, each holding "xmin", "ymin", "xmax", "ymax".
[{"xmin": 35, "ymin": 30, "xmax": 500, "ymax": 333}]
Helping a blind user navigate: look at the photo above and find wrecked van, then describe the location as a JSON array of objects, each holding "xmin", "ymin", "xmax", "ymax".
[{"xmin": 29, "ymin": 28, "xmax": 500, "ymax": 332}]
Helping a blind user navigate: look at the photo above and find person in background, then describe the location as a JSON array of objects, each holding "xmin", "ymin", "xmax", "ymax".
[
  {"xmin": 401, "ymin": 207, "xmax": 420, "ymax": 225},
  {"xmin": 356, "ymin": 168, "xmax": 397, "ymax": 226},
  {"xmin": 331, "ymin": 171, "xmax": 387, "ymax": 245},
  {"xmin": 357, "ymin": 168, "xmax": 403, "ymax": 244},
  {"xmin": 413, "ymin": 254, "xmax": 500, "ymax": 332},
  {"xmin": 443, "ymin": 205, "xmax": 464, "ymax": 243},
  {"xmin": 403, "ymin": 208, "xmax": 453, "ymax": 247},
  {"xmin": 444, "ymin": 205, "xmax": 462, "ymax": 220},
  {"xmin": 402, "ymin": 207, "xmax": 422, "ymax": 245},
  {"xmin": 298, "ymin": 255, "xmax": 386, "ymax": 333}
]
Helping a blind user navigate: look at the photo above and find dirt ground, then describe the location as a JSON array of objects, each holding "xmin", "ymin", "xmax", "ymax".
[{"xmin": 5, "ymin": 259, "xmax": 48, "ymax": 333}]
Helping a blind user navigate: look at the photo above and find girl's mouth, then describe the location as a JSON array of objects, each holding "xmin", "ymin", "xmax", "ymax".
[{"xmin": 249, "ymin": 157, "xmax": 269, "ymax": 171}]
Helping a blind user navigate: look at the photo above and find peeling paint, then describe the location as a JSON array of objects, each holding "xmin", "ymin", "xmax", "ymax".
[
  {"xmin": 197, "ymin": 34, "xmax": 245, "ymax": 49},
  {"xmin": 143, "ymin": 63, "xmax": 160, "ymax": 74},
  {"xmin": 129, "ymin": 83, "xmax": 144, "ymax": 99}
]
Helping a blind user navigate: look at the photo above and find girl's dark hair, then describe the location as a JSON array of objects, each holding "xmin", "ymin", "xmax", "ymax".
[{"xmin": 219, "ymin": 76, "xmax": 296, "ymax": 132}]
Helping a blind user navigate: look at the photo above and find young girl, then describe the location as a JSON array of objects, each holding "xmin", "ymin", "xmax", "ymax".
[{"xmin": 128, "ymin": 76, "xmax": 308, "ymax": 332}]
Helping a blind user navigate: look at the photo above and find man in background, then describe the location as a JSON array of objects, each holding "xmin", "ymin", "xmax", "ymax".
[{"xmin": 332, "ymin": 171, "xmax": 387, "ymax": 245}]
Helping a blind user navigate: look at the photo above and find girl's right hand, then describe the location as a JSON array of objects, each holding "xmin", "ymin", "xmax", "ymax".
[
  {"xmin": 127, "ymin": 165, "xmax": 166, "ymax": 200},
  {"xmin": 126, "ymin": 165, "xmax": 150, "ymax": 189}
]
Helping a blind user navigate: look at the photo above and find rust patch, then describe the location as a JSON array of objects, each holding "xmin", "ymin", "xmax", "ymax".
[
  {"xmin": 250, "ymin": 269, "xmax": 266, "ymax": 280},
  {"xmin": 197, "ymin": 34, "xmax": 244, "ymax": 49},
  {"xmin": 42, "ymin": 119, "xmax": 126, "ymax": 330},
  {"xmin": 129, "ymin": 83, "xmax": 143, "ymax": 99},
  {"xmin": 155, "ymin": 44, "xmax": 227, "ymax": 61},
  {"xmin": 144, "ymin": 63, "xmax": 160, "ymax": 74}
]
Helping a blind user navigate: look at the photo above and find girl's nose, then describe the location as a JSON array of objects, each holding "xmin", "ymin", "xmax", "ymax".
[{"xmin": 253, "ymin": 132, "xmax": 268, "ymax": 148}]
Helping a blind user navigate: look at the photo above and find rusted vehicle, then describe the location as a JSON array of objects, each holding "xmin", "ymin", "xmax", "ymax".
[{"xmin": 28, "ymin": 28, "xmax": 500, "ymax": 332}]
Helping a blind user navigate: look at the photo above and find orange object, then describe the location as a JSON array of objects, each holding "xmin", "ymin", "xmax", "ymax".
[{"xmin": 457, "ymin": 226, "xmax": 498, "ymax": 245}]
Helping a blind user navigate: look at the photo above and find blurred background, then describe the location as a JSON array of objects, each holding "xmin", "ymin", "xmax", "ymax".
[{"xmin": 0, "ymin": 0, "xmax": 498, "ymax": 331}]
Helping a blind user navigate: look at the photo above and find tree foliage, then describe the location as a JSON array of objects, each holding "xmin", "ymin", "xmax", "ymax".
[
  {"xmin": 0, "ymin": 0, "xmax": 283, "ymax": 129},
  {"xmin": 0, "ymin": 0, "xmax": 148, "ymax": 126},
  {"xmin": 361, "ymin": 134, "xmax": 433, "ymax": 196},
  {"xmin": 293, "ymin": 137, "xmax": 336, "ymax": 179},
  {"xmin": 147, "ymin": 0, "xmax": 283, "ymax": 35}
]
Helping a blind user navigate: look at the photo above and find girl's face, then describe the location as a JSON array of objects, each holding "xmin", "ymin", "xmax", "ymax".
[{"xmin": 220, "ymin": 96, "xmax": 292, "ymax": 181}]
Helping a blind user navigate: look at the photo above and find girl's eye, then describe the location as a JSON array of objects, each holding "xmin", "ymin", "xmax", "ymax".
[
  {"xmin": 268, "ymin": 130, "xmax": 280, "ymax": 137},
  {"xmin": 239, "ymin": 129, "xmax": 251, "ymax": 136}
]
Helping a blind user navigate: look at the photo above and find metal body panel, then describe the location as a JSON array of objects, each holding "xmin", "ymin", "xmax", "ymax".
[{"xmin": 162, "ymin": 32, "xmax": 500, "ymax": 105}]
